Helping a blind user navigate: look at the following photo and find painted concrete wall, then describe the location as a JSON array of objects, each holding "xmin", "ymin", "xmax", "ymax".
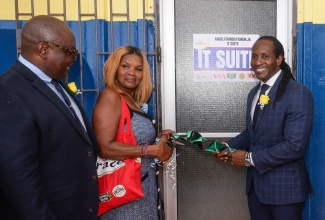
[
  {"xmin": 297, "ymin": 0, "xmax": 325, "ymax": 219},
  {"xmin": 0, "ymin": 0, "xmax": 157, "ymax": 121}
]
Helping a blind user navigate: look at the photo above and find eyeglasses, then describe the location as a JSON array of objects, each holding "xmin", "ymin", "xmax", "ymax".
[{"xmin": 43, "ymin": 41, "xmax": 79, "ymax": 59}]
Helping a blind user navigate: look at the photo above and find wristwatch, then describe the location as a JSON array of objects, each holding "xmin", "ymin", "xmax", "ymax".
[{"xmin": 244, "ymin": 152, "xmax": 252, "ymax": 167}]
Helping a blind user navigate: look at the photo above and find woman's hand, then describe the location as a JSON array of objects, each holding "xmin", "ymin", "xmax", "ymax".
[
  {"xmin": 154, "ymin": 136, "xmax": 174, "ymax": 162},
  {"xmin": 157, "ymin": 129, "xmax": 175, "ymax": 139}
]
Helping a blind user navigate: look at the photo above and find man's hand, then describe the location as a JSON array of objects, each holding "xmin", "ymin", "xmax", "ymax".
[
  {"xmin": 212, "ymin": 150, "xmax": 230, "ymax": 162},
  {"xmin": 228, "ymin": 150, "xmax": 246, "ymax": 167}
]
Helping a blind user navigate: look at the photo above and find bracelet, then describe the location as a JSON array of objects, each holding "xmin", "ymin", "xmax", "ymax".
[
  {"xmin": 144, "ymin": 143, "xmax": 148, "ymax": 157},
  {"xmin": 140, "ymin": 145, "xmax": 144, "ymax": 158}
]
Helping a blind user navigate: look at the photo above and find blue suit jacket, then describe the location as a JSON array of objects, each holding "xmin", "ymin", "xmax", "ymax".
[
  {"xmin": 227, "ymin": 72, "xmax": 314, "ymax": 205},
  {"xmin": 0, "ymin": 60, "xmax": 99, "ymax": 219}
]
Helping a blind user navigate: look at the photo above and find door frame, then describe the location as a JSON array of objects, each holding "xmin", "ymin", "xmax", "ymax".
[{"xmin": 159, "ymin": 0, "xmax": 294, "ymax": 219}]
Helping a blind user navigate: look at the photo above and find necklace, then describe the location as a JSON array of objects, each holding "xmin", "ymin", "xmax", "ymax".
[{"xmin": 125, "ymin": 92, "xmax": 140, "ymax": 108}]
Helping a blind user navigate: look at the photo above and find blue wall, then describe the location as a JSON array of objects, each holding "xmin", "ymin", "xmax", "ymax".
[
  {"xmin": 0, "ymin": 20, "xmax": 17, "ymax": 74},
  {"xmin": 0, "ymin": 19, "xmax": 157, "ymax": 122},
  {"xmin": 298, "ymin": 22, "xmax": 325, "ymax": 220}
]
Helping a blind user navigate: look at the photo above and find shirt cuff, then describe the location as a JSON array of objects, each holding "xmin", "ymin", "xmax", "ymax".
[{"xmin": 250, "ymin": 152, "xmax": 255, "ymax": 166}]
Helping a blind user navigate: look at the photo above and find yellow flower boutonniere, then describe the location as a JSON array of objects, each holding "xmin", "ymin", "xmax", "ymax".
[
  {"xmin": 67, "ymin": 82, "xmax": 81, "ymax": 95},
  {"xmin": 258, "ymin": 95, "xmax": 270, "ymax": 110}
]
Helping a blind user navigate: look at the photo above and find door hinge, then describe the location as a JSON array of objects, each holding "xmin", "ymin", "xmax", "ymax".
[{"xmin": 157, "ymin": 46, "xmax": 161, "ymax": 63}]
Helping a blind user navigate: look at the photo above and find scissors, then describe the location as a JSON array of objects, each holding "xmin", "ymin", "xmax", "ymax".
[{"xmin": 166, "ymin": 135, "xmax": 185, "ymax": 147}]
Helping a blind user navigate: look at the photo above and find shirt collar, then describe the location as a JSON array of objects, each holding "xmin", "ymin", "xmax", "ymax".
[
  {"xmin": 261, "ymin": 69, "xmax": 282, "ymax": 87},
  {"xmin": 18, "ymin": 55, "xmax": 52, "ymax": 83}
]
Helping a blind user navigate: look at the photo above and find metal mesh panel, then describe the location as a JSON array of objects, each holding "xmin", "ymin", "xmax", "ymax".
[
  {"xmin": 176, "ymin": 143, "xmax": 249, "ymax": 220},
  {"xmin": 175, "ymin": 0, "xmax": 277, "ymax": 133},
  {"xmin": 175, "ymin": 0, "xmax": 276, "ymax": 219}
]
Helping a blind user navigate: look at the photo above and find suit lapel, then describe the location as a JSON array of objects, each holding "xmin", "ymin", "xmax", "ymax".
[
  {"xmin": 253, "ymin": 71, "xmax": 284, "ymax": 132},
  {"xmin": 15, "ymin": 61, "xmax": 92, "ymax": 145},
  {"xmin": 33, "ymin": 79, "xmax": 92, "ymax": 144},
  {"xmin": 248, "ymin": 83, "xmax": 260, "ymax": 136},
  {"xmin": 60, "ymin": 83, "xmax": 93, "ymax": 144}
]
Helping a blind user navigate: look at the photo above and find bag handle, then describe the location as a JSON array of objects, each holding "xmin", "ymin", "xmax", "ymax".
[{"xmin": 117, "ymin": 94, "xmax": 132, "ymax": 134}]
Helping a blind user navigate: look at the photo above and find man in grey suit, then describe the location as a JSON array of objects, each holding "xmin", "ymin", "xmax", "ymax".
[
  {"xmin": 215, "ymin": 36, "xmax": 314, "ymax": 220},
  {"xmin": 0, "ymin": 15, "xmax": 98, "ymax": 219}
]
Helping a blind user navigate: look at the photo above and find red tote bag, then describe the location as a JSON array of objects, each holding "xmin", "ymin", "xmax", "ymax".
[{"xmin": 97, "ymin": 94, "xmax": 144, "ymax": 216}]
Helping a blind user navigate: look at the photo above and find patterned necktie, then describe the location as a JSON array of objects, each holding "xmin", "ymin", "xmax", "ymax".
[
  {"xmin": 252, "ymin": 83, "xmax": 269, "ymax": 129},
  {"xmin": 51, "ymin": 80, "xmax": 87, "ymax": 134}
]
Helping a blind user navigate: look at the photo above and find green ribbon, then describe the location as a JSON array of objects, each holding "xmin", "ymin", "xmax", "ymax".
[{"xmin": 171, "ymin": 130, "xmax": 236, "ymax": 153}]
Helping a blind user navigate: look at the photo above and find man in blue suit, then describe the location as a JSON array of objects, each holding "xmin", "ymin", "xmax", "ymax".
[
  {"xmin": 214, "ymin": 36, "xmax": 314, "ymax": 220},
  {"xmin": 0, "ymin": 15, "xmax": 99, "ymax": 219}
]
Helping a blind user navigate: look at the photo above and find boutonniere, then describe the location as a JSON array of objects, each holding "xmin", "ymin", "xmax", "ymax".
[
  {"xmin": 258, "ymin": 95, "xmax": 270, "ymax": 110},
  {"xmin": 67, "ymin": 82, "xmax": 81, "ymax": 95}
]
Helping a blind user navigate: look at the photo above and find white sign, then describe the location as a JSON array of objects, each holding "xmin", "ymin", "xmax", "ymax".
[{"xmin": 193, "ymin": 34, "xmax": 260, "ymax": 82}]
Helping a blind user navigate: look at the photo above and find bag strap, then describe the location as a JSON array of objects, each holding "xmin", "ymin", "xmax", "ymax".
[{"xmin": 117, "ymin": 93, "xmax": 132, "ymax": 133}]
